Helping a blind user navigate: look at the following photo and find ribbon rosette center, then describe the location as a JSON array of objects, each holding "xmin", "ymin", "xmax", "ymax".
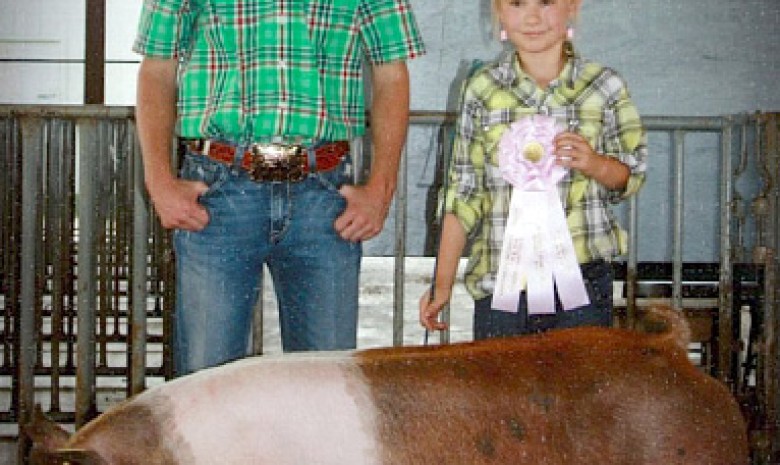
[
  {"xmin": 523, "ymin": 141, "xmax": 544, "ymax": 163},
  {"xmin": 492, "ymin": 115, "xmax": 590, "ymax": 314}
]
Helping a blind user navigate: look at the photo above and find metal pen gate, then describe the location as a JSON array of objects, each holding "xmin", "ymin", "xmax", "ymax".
[{"xmin": 1, "ymin": 106, "xmax": 779, "ymax": 464}]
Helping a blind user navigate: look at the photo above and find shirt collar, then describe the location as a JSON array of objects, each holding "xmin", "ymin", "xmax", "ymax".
[{"xmin": 490, "ymin": 46, "xmax": 583, "ymax": 90}]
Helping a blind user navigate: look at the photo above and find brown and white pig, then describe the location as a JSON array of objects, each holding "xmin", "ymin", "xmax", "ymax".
[{"xmin": 26, "ymin": 305, "xmax": 748, "ymax": 464}]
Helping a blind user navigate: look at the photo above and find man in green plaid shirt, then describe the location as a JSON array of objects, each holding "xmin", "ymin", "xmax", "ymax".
[{"xmin": 134, "ymin": 0, "xmax": 425, "ymax": 374}]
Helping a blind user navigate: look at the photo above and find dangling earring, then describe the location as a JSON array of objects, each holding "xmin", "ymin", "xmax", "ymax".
[
  {"xmin": 566, "ymin": 22, "xmax": 575, "ymax": 40},
  {"xmin": 500, "ymin": 29, "xmax": 508, "ymax": 42}
]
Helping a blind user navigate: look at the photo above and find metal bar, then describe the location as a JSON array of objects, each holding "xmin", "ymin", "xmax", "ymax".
[
  {"xmin": 436, "ymin": 124, "xmax": 453, "ymax": 346},
  {"xmin": 393, "ymin": 145, "xmax": 408, "ymax": 347},
  {"xmin": 0, "ymin": 108, "xmax": 727, "ymax": 130},
  {"xmin": 48, "ymin": 118, "xmax": 67, "ymax": 414},
  {"xmin": 762, "ymin": 114, "xmax": 780, "ymax": 455},
  {"xmin": 252, "ymin": 273, "xmax": 264, "ymax": 356},
  {"xmin": 84, "ymin": 0, "xmax": 106, "ymax": 104},
  {"xmin": 672, "ymin": 130, "xmax": 685, "ymax": 310},
  {"xmin": 765, "ymin": 249, "xmax": 779, "ymax": 457},
  {"xmin": 404, "ymin": 112, "xmax": 726, "ymax": 132},
  {"xmin": 0, "ymin": 105, "xmax": 135, "ymax": 119},
  {"xmin": 718, "ymin": 120, "xmax": 735, "ymax": 384},
  {"xmin": 16, "ymin": 115, "xmax": 43, "ymax": 462},
  {"xmin": 626, "ymin": 194, "xmax": 639, "ymax": 327},
  {"xmin": 130, "ymin": 122, "xmax": 148, "ymax": 395},
  {"xmin": 76, "ymin": 118, "xmax": 99, "ymax": 427}
]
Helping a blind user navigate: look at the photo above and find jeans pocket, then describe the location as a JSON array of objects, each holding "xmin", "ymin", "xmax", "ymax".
[
  {"xmin": 179, "ymin": 153, "xmax": 230, "ymax": 198},
  {"xmin": 312, "ymin": 156, "xmax": 352, "ymax": 193}
]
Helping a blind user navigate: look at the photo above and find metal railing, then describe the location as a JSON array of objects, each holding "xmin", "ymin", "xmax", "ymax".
[{"xmin": 1, "ymin": 106, "xmax": 778, "ymax": 463}]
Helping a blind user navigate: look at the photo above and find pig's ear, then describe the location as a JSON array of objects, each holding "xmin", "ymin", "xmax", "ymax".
[{"xmin": 23, "ymin": 404, "xmax": 70, "ymax": 451}]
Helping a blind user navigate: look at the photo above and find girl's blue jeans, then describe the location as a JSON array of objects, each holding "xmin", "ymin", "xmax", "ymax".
[
  {"xmin": 473, "ymin": 260, "xmax": 614, "ymax": 339},
  {"xmin": 173, "ymin": 151, "xmax": 361, "ymax": 375}
]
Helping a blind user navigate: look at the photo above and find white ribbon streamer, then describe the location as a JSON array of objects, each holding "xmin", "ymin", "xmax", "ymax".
[{"xmin": 491, "ymin": 116, "xmax": 591, "ymax": 314}]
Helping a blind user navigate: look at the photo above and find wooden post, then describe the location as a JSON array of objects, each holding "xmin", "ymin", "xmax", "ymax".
[{"xmin": 84, "ymin": 0, "xmax": 105, "ymax": 104}]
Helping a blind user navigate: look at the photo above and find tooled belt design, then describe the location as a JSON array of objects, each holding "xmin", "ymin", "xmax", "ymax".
[{"xmin": 186, "ymin": 139, "xmax": 350, "ymax": 182}]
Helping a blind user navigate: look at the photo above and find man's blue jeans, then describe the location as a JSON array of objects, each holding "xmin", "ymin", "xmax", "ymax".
[{"xmin": 173, "ymin": 151, "xmax": 361, "ymax": 375}]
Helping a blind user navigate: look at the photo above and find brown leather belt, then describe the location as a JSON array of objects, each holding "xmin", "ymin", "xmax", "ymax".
[{"xmin": 185, "ymin": 139, "xmax": 350, "ymax": 182}]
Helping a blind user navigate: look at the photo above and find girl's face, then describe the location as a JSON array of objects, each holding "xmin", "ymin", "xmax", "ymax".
[{"xmin": 495, "ymin": 0, "xmax": 578, "ymax": 57}]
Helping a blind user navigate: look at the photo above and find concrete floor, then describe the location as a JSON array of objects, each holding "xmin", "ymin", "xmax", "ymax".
[{"xmin": 258, "ymin": 256, "xmax": 474, "ymax": 353}]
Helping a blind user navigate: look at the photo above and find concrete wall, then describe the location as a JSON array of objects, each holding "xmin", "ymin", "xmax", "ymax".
[{"xmin": 406, "ymin": 0, "xmax": 780, "ymax": 116}]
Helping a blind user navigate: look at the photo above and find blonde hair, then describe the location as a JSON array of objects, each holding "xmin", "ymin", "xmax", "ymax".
[{"xmin": 490, "ymin": 0, "xmax": 501, "ymax": 41}]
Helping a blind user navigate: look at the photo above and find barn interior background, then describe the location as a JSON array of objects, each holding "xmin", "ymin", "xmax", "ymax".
[{"xmin": 1, "ymin": 0, "xmax": 779, "ymax": 464}]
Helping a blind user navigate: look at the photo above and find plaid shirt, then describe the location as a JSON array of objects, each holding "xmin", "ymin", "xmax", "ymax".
[
  {"xmin": 446, "ymin": 50, "xmax": 647, "ymax": 301},
  {"xmin": 133, "ymin": 0, "xmax": 425, "ymax": 143}
]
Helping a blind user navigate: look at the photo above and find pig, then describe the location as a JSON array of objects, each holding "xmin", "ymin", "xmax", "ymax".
[{"xmin": 25, "ymin": 305, "xmax": 748, "ymax": 464}]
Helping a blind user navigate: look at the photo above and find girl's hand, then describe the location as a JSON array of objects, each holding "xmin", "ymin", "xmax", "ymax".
[
  {"xmin": 553, "ymin": 131, "xmax": 600, "ymax": 178},
  {"xmin": 553, "ymin": 131, "xmax": 631, "ymax": 189},
  {"xmin": 419, "ymin": 287, "xmax": 451, "ymax": 331}
]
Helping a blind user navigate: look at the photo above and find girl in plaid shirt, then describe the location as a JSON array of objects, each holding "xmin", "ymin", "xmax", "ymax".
[{"xmin": 420, "ymin": 0, "xmax": 647, "ymax": 339}]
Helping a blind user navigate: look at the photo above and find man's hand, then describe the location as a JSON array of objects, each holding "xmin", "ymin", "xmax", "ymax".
[
  {"xmin": 333, "ymin": 60, "xmax": 410, "ymax": 242},
  {"xmin": 148, "ymin": 178, "xmax": 210, "ymax": 231},
  {"xmin": 334, "ymin": 183, "xmax": 391, "ymax": 242}
]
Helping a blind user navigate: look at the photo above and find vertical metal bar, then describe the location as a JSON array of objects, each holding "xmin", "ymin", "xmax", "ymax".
[
  {"xmin": 84, "ymin": 0, "xmax": 106, "ymax": 104},
  {"xmin": 672, "ymin": 130, "xmax": 685, "ymax": 309},
  {"xmin": 76, "ymin": 118, "xmax": 99, "ymax": 427},
  {"xmin": 130, "ymin": 122, "xmax": 148, "ymax": 395},
  {"xmin": 0, "ymin": 116, "xmax": 14, "ymax": 372},
  {"xmin": 718, "ymin": 121, "xmax": 735, "ymax": 383},
  {"xmin": 49, "ymin": 119, "xmax": 67, "ymax": 414},
  {"xmin": 626, "ymin": 194, "xmax": 639, "ymax": 326},
  {"xmin": 16, "ymin": 116, "xmax": 43, "ymax": 463},
  {"xmin": 393, "ymin": 145, "xmax": 408, "ymax": 347},
  {"xmin": 437, "ymin": 123, "xmax": 452, "ymax": 346},
  {"xmin": 762, "ymin": 114, "xmax": 780, "ymax": 455},
  {"xmin": 763, "ymin": 249, "xmax": 778, "ymax": 460},
  {"xmin": 252, "ymin": 273, "xmax": 264, "ymax": 356},
  {"xmin": 96, "ymin": 121, "xmax": 109, "ymax": 370}
]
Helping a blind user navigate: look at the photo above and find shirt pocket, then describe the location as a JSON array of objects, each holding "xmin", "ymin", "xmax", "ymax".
[{"xmin": 548, "ymin": 106, "xmax": 605, "ymax": 152}]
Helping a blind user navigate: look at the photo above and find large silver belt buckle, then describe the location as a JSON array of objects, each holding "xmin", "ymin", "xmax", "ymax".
[{"xmin": 248, "ymin": 143, "xmax": 306, "ymax": 182}]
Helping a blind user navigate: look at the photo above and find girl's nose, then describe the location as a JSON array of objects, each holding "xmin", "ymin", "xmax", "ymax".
[{"xmin": 524, "ymin": 5, "xmax": 543, "ymax": 23}]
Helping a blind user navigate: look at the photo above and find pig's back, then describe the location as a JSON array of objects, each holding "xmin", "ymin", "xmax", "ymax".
[
  {"xmin": 356, "ymin": 327, "xmax": 748, "ymax": 464},
  {"xmin": 72, "ymin": 354, "xmax": 382, "ymax": 465}
]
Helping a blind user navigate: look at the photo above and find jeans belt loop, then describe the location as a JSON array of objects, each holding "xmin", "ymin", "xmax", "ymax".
[
  {"xmin": 234, "ymin": 143, "xmax": 248, "ymax": 169},
  {"xmin": 306, "ymin": 144, "xmax": 317, "ymax": 173}
]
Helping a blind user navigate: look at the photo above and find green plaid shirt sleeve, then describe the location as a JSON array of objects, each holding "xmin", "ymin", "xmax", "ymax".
[
  {"xmin": 445, "ymin": 84, "xmax": 488, "ymax": 237},
  {"xmin": 602, "ymin": 79, "xmax": 647, "ymax": 203},
  {"xmin": 133, "ymin": 0, "xmax": 192, "ymax": 59},
  {"xmin": 358, "ymin": 0, "xmax": 425, "ymax": 64}
]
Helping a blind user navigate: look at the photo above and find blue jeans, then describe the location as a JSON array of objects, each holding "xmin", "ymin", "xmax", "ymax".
[
  {"xmin": 473, "ymin": 260, "xmax": 614, "ymax": 340},
  {"xmin": 173, "ymin": 151, "xmax": 361, "ymax": 375}
]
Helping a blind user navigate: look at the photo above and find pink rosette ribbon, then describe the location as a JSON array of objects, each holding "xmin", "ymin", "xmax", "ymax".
[
  {"xmin": 491, "ymin": 115, "xmax": 591, "ymax": 314},
  {"xmin": 497, "ymin": 115, "xmax": 565, "ymax": 191}
]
